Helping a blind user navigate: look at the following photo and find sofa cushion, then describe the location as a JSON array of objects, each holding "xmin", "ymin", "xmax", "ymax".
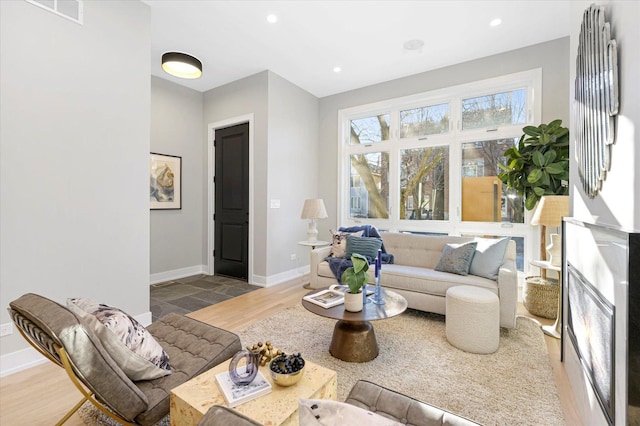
[
  {"xmin": 329, "ymin": 229, "xmax": 363, "ymax": 258},
  {"xmin": 435, "ymin": 242, "xmax": 477, "ymax": 276},
  {"xmin": 67, "ymin": 298, "xmax": 172, "ymax": 381},
  {"xmin": 469, "ymin": 237, "xmax": 510, "ymax": 280},
  {"xmin": 299, "ymin": 399, "xmax": 403, "ymax": 426},
  {"xmin": 345, "ymin": 235, "xmax": 383, "ymax": 260},
  {"xmin": 381, "ymin": 264, "xmax": 498, "ymax": 296}
]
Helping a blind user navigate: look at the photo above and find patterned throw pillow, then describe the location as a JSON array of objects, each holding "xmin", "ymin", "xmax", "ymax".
[
  {"xmin": 299, "ymin": 399, "xmax": 403, "ymax": 426},
  {"xmin": 345, "ymin": 235, "xmax": 383, "ymax": 260},
  {"xmin": 329, "ymin": 229, "xmax": 363, "ymax": 258},
  {"xmin": 434, "ymin": 241, "xmax": 478, "ymax": 276},
  {"xmin": 67, "ymin": 298, "xmax": 171, "ymax": 380}
]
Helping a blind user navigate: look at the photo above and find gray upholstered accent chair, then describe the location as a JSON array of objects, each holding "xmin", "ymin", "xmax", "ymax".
[
  {"xmin": 8, "ymin": 293, "xmax": 242, "ymax": 426},
  {"xmin": 345, "ymin": 380, "xmax": 479, "ymax": 426},
  {"xmin": 196, "ymin": 379, "xmax": 479, "ymax": 426},
  {"xmin": 197, "ymin": 405, "xmax": 262, "ymax": 426}
]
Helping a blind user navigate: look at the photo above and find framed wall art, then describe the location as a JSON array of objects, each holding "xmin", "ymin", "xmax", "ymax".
[{"xmin": 150, "ymin": 152, "xmax": 181, "ymax": 210}]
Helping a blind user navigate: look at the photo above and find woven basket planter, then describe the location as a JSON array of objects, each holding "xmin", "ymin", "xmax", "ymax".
[{"xmin": 523, "ymin": 276, "xmax": 559, "ymax": 319}]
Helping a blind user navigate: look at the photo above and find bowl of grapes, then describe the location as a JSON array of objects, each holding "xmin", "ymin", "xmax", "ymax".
[{"xmin": 268, "ymin": 352, "xmax": 305, "ymax": 386}]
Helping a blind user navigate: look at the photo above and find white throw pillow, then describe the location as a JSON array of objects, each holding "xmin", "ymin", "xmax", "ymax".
[
  {"xmin": 299, "ymin": 399, "xmax": 403, "ymax": 426},
  {"xmin": 469, "ymin": 237, "xmax": 511, "ymax": 280},
  {"xmin": 67, "ymin": 298, "xmax": 172, "ymax": 381}
]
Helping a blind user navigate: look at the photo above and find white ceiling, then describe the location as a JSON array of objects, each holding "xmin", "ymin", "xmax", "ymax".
[{"xmin": 146, "ymin": 1, "xmax": 570, "ymax": 98}]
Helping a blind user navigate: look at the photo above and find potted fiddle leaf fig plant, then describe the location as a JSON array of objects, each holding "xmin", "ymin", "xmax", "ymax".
[
  {"xmin": 341, "ymin": 253, "xmax": 369, "ymax": 312},
  {"xmin": 498, "ymin": 119, "xmax": 570, "ymax": 210}
]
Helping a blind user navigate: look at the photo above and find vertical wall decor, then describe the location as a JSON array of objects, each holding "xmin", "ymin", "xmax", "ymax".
[
  {"xmin": 574, "ymin": 4, "xmax": 619, "ymax": 198},
  {"xmin": 150, "ymin": 152, "xmax": 182, "ymax": 210}
]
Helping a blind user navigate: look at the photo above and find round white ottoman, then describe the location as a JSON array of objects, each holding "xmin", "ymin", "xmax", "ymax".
[{"xmin": 446, "ymin": 285, "xmax": 500, "ymax": 354}]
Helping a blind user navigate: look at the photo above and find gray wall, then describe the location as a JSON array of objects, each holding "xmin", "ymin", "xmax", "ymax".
[
  {"xmin": 569, "ymin": 1, "xmax": 640, "ymax": 230},
  {"xmin": 317, "ymin": 37, "xmax": 570, "ymax": 237},
  {"xmin": 203, "ymin": 72, "xmax": 270, "ymax": 280},
  {"xmin": 266, "ymin": 72, "xmax": 320, "ymax": 277},
  {"xmin": 202, "ymin": 71, "xmax": 319, "ymax": 283},
  {"xmin": 0, "ymin": 1, "xmax": 150, "ymax": 357},
  {"xmin": 150, "ymin": 77, "xmax": 205, "ymax": 278}
]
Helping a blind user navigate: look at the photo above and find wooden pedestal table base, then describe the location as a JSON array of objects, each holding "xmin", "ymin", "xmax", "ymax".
[{"xmin": 302, "ymin": 286, "xmax": 408, "ymax": 363}]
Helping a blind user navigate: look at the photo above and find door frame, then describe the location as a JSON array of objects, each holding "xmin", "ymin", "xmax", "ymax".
[{"xmin": 207, "ymin": 114, "xmax": 254, "ymax": 282}]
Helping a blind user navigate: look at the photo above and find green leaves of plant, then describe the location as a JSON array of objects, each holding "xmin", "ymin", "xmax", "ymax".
[
  {"xmin": 497, "ymin": 120, "xmax": 570, "ymax": 210},
  {"xmin": 341, "ymin": 253, "xmax": 370, "ymax": 294}
]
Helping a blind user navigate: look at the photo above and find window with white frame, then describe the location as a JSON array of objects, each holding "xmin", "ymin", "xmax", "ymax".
[{"xmin": 338, "ymin": 69, "xmax": 542, "ymax": 272}]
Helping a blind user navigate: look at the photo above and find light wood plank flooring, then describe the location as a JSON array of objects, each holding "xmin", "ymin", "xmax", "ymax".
[{"xmin": 0, "ymin": 280, "xmax": 580, "ymax": 425}]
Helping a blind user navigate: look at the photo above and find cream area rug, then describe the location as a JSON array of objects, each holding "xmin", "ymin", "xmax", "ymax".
[
  {"xmin": 238, "ymin": 305, "xmax": 565, "ymax": 426},
  {"xmin": 79, "ymin": 305, "xmax": 564, "ymax": 425}
]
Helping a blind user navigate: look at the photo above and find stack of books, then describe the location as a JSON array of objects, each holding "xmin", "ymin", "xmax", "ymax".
[{"xmin": 215, "ymin": 369, "xmax": 272, "ymax": 408}]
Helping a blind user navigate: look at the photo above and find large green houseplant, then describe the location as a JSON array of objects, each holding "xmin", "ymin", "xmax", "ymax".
[{"xmin": 498, "ymin": 119, "xmax": 569, "ymax": 210}]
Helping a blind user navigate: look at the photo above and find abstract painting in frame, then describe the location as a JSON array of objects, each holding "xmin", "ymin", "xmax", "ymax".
[{"xmin": 150, "ymin": 152, "xmax": 181, "ymax": 210}]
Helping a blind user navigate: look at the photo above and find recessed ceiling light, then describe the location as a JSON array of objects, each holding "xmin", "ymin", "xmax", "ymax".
[
  {"xmin": 490, "ymin": 18, "xmax": 502, "ymax": 27},
  {"xmin": 266, "ymin": 14, "xmax": 278, "ymax": 23},
  {"xmin": 403, "ymin": 39, "xmax": 424, "ymax": 51},
  {"xmin": 333, "ymin": 66, "xmax": 342, "ymax": 73}
]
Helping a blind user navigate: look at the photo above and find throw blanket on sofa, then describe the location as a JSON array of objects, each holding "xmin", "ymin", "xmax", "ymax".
[{"xmin": 327, "ymin": 225, "xmax": 394, "ymax": 284}]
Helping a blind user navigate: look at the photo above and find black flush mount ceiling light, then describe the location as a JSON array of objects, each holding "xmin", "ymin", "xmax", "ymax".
[{"xmin": 161, "ymin": 52, "xmax": 202, "ymax": 79}]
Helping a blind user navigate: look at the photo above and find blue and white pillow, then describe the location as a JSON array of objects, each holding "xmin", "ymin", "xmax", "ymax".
[{"xmin": 434, "ymin": 241, "xmax": 478, "ymax": 276}]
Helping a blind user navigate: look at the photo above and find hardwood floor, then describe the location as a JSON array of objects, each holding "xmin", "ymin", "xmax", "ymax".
[{"xmin": 0, "ymin": 280, "xmax": 581, "ymax": 425}]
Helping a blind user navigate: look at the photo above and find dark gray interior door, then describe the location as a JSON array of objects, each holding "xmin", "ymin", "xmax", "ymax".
[{"xmin": 214, "ymin": 123, "xmax": 249, "ymax": 280}]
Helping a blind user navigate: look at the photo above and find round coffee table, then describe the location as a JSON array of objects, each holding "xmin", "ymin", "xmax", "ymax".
[{"xmin": 302, "ymin": 287, "xmax": 408, "ymax": 362}]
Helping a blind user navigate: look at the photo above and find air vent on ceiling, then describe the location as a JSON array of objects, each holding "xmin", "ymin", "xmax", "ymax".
[{"xmin": 26, "ymin": 0, "xmax": 83, "ymax": 24}]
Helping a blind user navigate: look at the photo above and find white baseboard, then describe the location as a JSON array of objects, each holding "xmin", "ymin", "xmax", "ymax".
[
  {"xmin": 1, "ymin": 311, "xmax": 152, "ymax": 377},
  {"xmin": 150, "ymin": 264, "xmax": 208, "ymax": 285},
  {"xmin": 0, "ymin": 347, "xmax": 47, "ymax": 378},
  {"xmin": 252, "ymin": 266, "xmax": 310, "ymax": 288}
]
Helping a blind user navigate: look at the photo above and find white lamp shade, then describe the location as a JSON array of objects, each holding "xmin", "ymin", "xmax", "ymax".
[{"xmin": 300, "ymin": 199, "xmax": 328, "ymax": 220}]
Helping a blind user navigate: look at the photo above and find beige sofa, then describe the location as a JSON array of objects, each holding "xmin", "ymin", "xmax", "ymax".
[{"xmin": 310, "ymin": 232, "xmax": 518, "ymax": 329}]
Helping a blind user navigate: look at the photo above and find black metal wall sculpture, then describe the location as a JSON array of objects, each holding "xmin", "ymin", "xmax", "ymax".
[{"xmin": 575, "ymin": 4, "xmax": 619, "ymax": 198}]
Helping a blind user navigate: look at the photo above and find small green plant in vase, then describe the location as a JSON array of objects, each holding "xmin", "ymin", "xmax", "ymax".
[{"xmin": 341, "ymin": 253, "xmax": 369, "ymax": 312}]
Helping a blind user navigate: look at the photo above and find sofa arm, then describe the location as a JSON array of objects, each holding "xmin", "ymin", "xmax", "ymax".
[
  {"xmin": 310, "ymin": 246, "xmax": 333, "ymax": 289},
  {"xmin": 497, "ymin": 258, "xmax": 518, "ymax": 329}
]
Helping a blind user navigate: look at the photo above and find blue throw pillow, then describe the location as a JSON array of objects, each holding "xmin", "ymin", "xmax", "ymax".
[
  {"xmin": 434, "ymin": 241, "xmax": 478, "ymax": 276},
  {"xmin": 345, "ymin": 235, "xmax": 383, "ymax": 261},
  {"xmin": 469, "ymin": 237, "xmax": 511, "ymax": 280}
]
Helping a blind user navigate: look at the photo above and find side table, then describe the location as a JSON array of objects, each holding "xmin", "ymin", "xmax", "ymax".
[
  {"xmin": 298, "ymin": 241, "xmax": 330, "ymax": 289},
  {"xmin": 530, "ymin": 260, "xmax": 562, "ymax": 339},
  {"xmin": 170, "ymin": 358, "xmax": 337, "ymax": 426}
]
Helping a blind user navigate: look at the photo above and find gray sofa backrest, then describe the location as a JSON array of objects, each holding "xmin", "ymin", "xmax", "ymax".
[{"xmin": 380, "ymin": 232, "xmax": 516, "ymax": 270}]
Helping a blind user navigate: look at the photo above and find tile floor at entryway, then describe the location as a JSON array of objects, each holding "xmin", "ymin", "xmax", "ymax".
[{"xmin": 150, "ymin": 274, "xmax": 258, "ymax": 322}]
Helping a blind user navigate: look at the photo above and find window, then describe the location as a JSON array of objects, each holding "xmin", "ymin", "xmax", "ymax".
[
  {"xmin": 339, "ymin": 70, "xmax": 542, "ymax": 273},
  {"xmin": 400, "ymin": 103, "xmax": 450, "ymax": 138},
  {"xmin": 349, "ymin": 152, "xmax": 389, "ymax": 219},
  {"xmin": 461, "ymin": 138, "xmax": 523, "ymax": 223},
  {"xmin": 349, "ymin": 114, "xmax": 390, "ymax": 145},
  {"xmin": 461, "ymin": 89, "xmax": 526, "ymax": 130},
  {"xmin": 400, "ymin": 147, "xmax": 449, "ymax": 221}
]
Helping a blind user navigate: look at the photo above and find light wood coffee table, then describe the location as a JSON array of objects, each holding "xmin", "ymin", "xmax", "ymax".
[
  {"xmin": 302, "ymin": 287, "xmax": 408, "ymax": 362},
  {"xmin": 170, "ymin": 358, "xmax": 336, "ymax": 426}
]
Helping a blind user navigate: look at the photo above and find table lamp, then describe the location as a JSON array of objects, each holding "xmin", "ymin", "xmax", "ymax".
[
  {"xmin": 530, "ymin": 195, "xmax": 569, "ymax": 267},
  {"xmin": 300, "ymin": 199, "xmax": 328, "ymax": 242}
]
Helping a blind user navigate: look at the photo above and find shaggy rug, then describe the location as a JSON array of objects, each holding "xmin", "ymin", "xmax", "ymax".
[
  {"xmin": 238, "ymin": 305, "xmax": 564, "ymax": 426},
  {"xmin": 79, "ymin": 305, "xmax": 565, "ymax": 425}
]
